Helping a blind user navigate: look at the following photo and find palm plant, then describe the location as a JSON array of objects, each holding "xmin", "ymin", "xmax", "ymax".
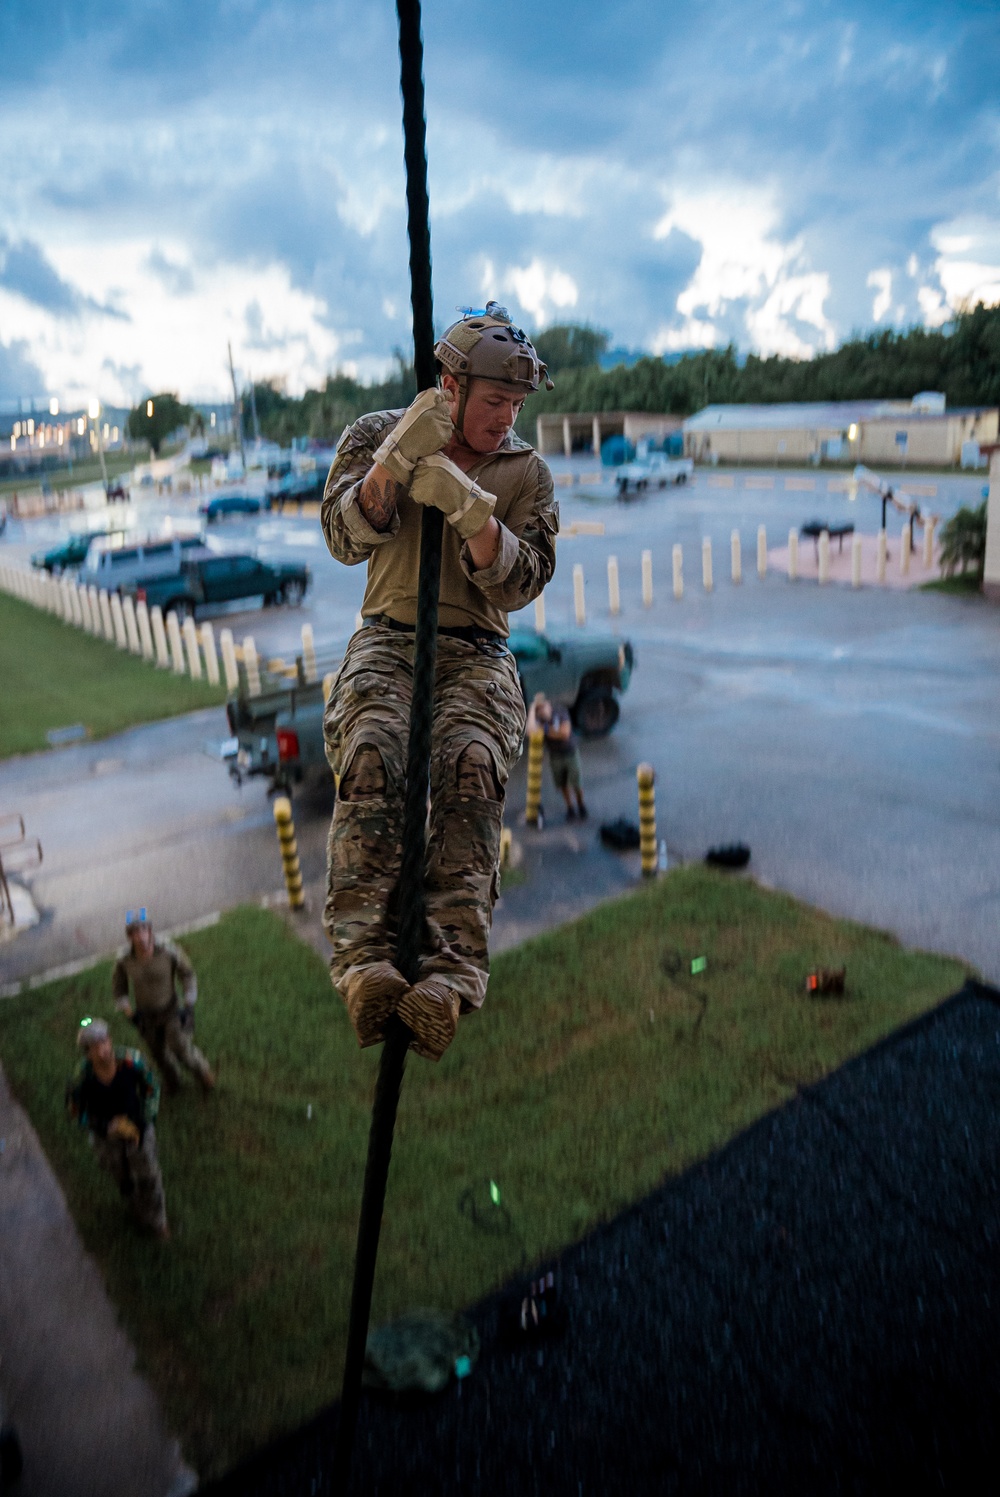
[{"xmin": 938, "ymin": 499, "xmax": 987, "ymax": 582}]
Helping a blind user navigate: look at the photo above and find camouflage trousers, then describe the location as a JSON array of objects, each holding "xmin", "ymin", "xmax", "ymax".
[
  {"xmin": 93, "ymin": 1124, "xmax": 167, "ymax": 1233},
  {"xmin": 134, "ymin": 1008, "xmax": 213, "ymax": 1093},
  {"xmin": 323, "ymin": 623, "xmax": 526, "ymax": 1012}
]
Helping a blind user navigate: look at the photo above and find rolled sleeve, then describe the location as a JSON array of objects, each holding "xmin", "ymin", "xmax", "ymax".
[
  {"xmin": 341, "ymin": 483, "xmax": 401, "ymax": 551},
  {"xmin": 459, "ymin": 520, "xmax": 520, "ymax": 589}
]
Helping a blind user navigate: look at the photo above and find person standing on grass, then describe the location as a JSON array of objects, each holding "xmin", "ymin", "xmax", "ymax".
[
  {"xmin": 112, "ymin": 908, "xmax": 215, "ymax": 1095},
  {"xmin": 527, "ymin": 693, "xmax": 588, "ymax": 822},
  {"xmin": 66, "ymin": 1018, "xmax": 169, "ymax": 1239}
]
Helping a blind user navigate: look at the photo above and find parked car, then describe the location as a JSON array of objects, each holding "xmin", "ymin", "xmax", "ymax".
[
  {"xmin": 125, "ymin": 552, "xmax": 311, "ymax": 620},
  {"xmin": 31, "ymin": 530, "xmax": 113, "ymax": 574},
  {"xmin": 78, "ymin": 534, "xmax": 210, "ymax": 595},
  {"xmin": 199, "ymin": 494, "xmax": 265, "ymax": 521},
  {"xmin": 225, "ymin": 624, "xmax": 634, "ymax": 795},
  {"xmin": 615, "ymin": 454, "xmax": 693, "ymax": 497}
]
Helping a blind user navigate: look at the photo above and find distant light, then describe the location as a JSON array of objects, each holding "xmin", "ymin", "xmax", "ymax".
[
  {"xmin": 13, "ymin": 421, "xmax": 19, "ymax": 438},
  {"xmin": 88, "ymin": 397, "xmax": 100, "ymax": 420},
  {"xmin": 76, "ymin": 416, "xmax": 86, "ymax": 436},
  {"xmin": 848, "ymin": 423, "xmax": 858, "ymax": 442},
  {"xmin": 210, "ymin": 411, "xmax": 216, "ymax": 428},
  {"xmin": 146, "ymin": 399, "xmax": 154, "ymax": 418},
  {"xmin": 58, "ymin": 428, "xmax": 64, "ymax": 445},
  {"xmin": 27, "ymin": 418, "xmax": 35, "ymax": 436},
  {"xmin": 103, "ymin": 423, "xmax": 109, "ymax": 439},
  {"xmin": 112, "ymin": 425, "xmax": 119, "ymax": 442},
  {"xmin": 9, "ymin": 436, "xmax": 14, "ymax": 451},
  {"xmin": 49, "ymin": 397, "xmax": 59, "ymax": 417}
]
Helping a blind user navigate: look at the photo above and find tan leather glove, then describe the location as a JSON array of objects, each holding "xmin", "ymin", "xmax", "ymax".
[
  {"xmin": 409, "ymin": 453, "xmax": 497, "ymax": 541},
  {"xmin": 108, "ymin": 1116, "xmax": 140, "ymax": 1145},
  {"xmin": 373, "ymin": 389, "xmax": 453, "ymax": 485}
]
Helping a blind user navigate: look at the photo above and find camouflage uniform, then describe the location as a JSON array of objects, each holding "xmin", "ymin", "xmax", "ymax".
[
  {"xmin": 67, "ymin": 1046, "xmax": 167, "ymax": 1233},
  {"xmin": 321, "ymin": 409, "xmax": 557, "ymax": 1017},
  {"xmin": 112, "ymin": 939, "xmax": 213, "ymax": 1092}
]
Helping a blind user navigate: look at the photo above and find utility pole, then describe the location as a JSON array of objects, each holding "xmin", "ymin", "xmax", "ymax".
[
  {"xmin": 227, "ymin": 341, "xmax": 245, "ymax": 467},
  {"xmin": 248, "ymin": 373, "xmax": 261, "ymax": 443}
]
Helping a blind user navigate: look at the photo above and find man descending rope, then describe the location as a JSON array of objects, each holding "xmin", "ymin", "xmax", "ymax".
[{"xmin": 322, "ymin": 303, "xmax": 557, "ymax": 1061}]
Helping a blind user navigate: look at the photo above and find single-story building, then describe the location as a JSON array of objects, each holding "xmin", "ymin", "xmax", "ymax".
[
  {"xmin": 535, "ymin": 411, "xmax": 683, "ymax": 458},
  {"xmin": 984, "ymin": 448, "xmax": 1000, "ymax": 603},
  {"xmin": 681, "ymin": 395, "xmax": 998, "ymax": 468}
]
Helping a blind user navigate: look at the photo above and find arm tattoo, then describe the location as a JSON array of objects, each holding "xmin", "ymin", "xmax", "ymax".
[{"xmin": 358, "ymin": 470, "xmax": 402, "ymax": 532}]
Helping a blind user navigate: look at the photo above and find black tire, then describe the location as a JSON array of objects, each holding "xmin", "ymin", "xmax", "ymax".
[
  {"xmin": 281, "ymin": 578, "xmax": 306, "ymax": 606},
  {"xmin": 165, "ymin": 598, "xmax": 194, "ymax": 622},
  {"xmin": 676, "ymin": 472, "xmax": 687, "ymax": 485},
  {"xmin": 573, "ymin": 689, "xmax": 620, "ymax": 737}
]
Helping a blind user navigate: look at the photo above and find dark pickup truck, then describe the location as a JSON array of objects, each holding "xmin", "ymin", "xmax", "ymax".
[{"xmin": 123, "ymin": 552, "xmax": 311, "ymax": 619}]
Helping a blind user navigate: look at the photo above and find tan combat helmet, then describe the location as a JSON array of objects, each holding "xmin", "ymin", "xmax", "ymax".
[{"xmin": 434, "ymin": 302, "xmax": 553, "ymax": 434}]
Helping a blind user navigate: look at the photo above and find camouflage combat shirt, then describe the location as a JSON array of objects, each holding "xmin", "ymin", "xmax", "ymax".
[
  {"xmin": 321, "ymin": 410, "xmax": 558, "ymax": 636},
  {"xmin": 111, "ymin": 939, "xmax": 196, "ymax": 1015}
]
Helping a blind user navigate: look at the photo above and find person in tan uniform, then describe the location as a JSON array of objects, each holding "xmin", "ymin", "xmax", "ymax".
[
  {"xmin": 112, "ymin": 909, "xmax": 215, "ymax": 1094},
  {"xmin": 322, "ymin": 303, "xmax": 557, "ymax": 1060}
]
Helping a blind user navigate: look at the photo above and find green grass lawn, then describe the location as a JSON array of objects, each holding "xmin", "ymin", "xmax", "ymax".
[
  {"xmin": 0, "ymin": 592, "xmax": 225, "ymax": 757},
  {"xmin": 0, "ymin": 870, "xmax": 969, "ymax": 1478},
  {"xmin": 920, "ymin": 572, "xmax": 984, "ymax": 596},
  {"xmin": 0, "ymin": 450, "xmax": 138, "ymax": 496}
]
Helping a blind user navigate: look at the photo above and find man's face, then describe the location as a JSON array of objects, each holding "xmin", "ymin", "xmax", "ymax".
[
  {"xmin": 88, "ymin": 1034, "xmax": 116, "ymax": 1076},
  {"xmin": 442, "ymin": 375, "xmax": 525, "ymax": 454},
  {"xmin": 130, "ymin": 925, "xmax": 154, "ymax": 959}
]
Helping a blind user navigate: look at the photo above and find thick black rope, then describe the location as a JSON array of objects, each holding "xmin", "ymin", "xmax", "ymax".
[{"xmin": 331, "ymin": 1, "xmax": 440, "ymax": 1489}]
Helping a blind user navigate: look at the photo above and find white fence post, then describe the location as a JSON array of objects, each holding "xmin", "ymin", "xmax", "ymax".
[
  {"xmin": 641, "ymin": 549, "xmax": 653, "ymax": 607},
  {"xmin": 923, "ymin": 515, "xmax": 937, "ymax": 569},
  {"xmin": 852, "ymin": 533, "xmax": 863, "ymax": 588},
  {"xmin": 607, "ymin": 555, "xmax": 620, "ymax": 616},
  {"xmin": 876, "ymin": 528, "xmax": 887, "ymax": 583},
  {"xmin": 122, "ymin": 595, "xmax": 141, "ymax": 653},
  {"xmin": 300, "ymin": 622, "xmax": 317, "ymax": 682},
  {"xmin": 88, "ymin": 586, "xmax": 102, "ymax": 634},
  {"xmin": 672, "ymin": 543, "xmax": 683, "ymax": 600},
  {"xmin": 166, "ymin": 611, "xmax": 186, "ymax": 674},
  {"xmin": 110, "ymin": 593, "xmax": 128, "ymax": 649},
  {"xmin": 900, "ymin": 522, "xmax": 911, "ymax": 577},
  {"xmin": 818, "ymin": 530, "xmax": 830, "ymax": 585},
  {"xmin": 573, "ymin": 563, "xmax": 586, "ymax": 626},
  {"xmin": 98, "ymin": 590, "xmax": 114, "ymax": 640},
  {"xmin": 219, "ymin": 627, "xmax": 240, "ymax": 692},
  {"xmin": 534, "ymin": 592, "xmax": 546, "ymax": 633},
  {"xmin": 182, "ymin": 616, "xmax": 202, "ymax": 678},
  {"xmin": 136, "ymin": 600, "xmax": 154, "ymax": 660},
  {"xmin": 242, "ymin": 634, "xmax": 261, "ymax": 697},
  {"xmin": 702, "ymin": 538, "xmax": 713, "ymax": 593},
  {"xmin": 201, "ymin": 623, "xmax": 220, "ymax": 685},
  {"xmin": 788, "ymin": 529, "xmax": 799, "ymax": 580},
  {"xmin": 757, "ymin": 524, "xmax": 767, "ymax": 579},
  {"xmin": 730, "ymin": 530, "xmax": 742, "ymax": 584},
  {"xmin": 150, "ymin": 606, "xmax": 170, "ymax": 668}
]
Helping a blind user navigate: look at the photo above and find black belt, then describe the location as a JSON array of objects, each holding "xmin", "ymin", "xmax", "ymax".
[{"xmin": 363, "ymin": 613, "xmax": 505, "ymax": 647}]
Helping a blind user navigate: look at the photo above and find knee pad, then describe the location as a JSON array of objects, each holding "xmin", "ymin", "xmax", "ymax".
[
  {"xmin": 455, "ymin": 741, "xmax": 501, "ymax": 801},
  {"xmin": 338, "ymin": 742, "xmax": 387, "ymax": 801}
]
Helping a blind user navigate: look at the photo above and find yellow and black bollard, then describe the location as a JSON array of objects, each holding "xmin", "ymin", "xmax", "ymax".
[
  {"xmin": 637, "ymin": 762, "xmax": 657, "ymax": 876},
  {"xmin": 525, "ymin": 727, "xmax": 545, "ymax": 827},
  {"xmin": 273, "ymin": 796, "xmax": 305, "ymax": 910}
]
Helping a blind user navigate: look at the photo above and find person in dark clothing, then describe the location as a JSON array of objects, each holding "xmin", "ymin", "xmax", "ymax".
[
  {"xmin": 66, "ymin": 1017, "xmax": 169, "ymax": 1238},
  {"xmin": 527, "ymin": 693, "xmax": 588, "ymax": 821}
]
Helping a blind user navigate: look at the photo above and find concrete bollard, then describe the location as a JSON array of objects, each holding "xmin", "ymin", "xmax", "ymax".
[
  {"xmin": 876, "ymin": 528, "xmax": 887, "ymax": 583},
  {"xmin": 122, "ymin": 595, "xmax": 142, "ymax": 653},
  {"xmin": 702, "ymin": 538, "xmax": 713, "ymax": 593},
  {"xmin": 573, "ymin": 563, "xmax": 586, "ymax": 626},
  {"xmin": 525, "ymin": 727, "xmax": 545, "ymax": 827},
  {"xmin": 182, "ymin": 616, "xmax": 202, "ymax": 679},
  {"xmin": 219, "ymin": 628, "xmax": 240, "ymax": 692},
  {"xmin": 242, "ymin": 634, "xmax": 261, "ymax": 697},
  {"xmin": 852, "ymin": 532, "xmax": 863, "ymax": 589},
  {"xmin": 923, "ymin": 515, "xmax": 936, "ymax": 569},
  {"xmin": 788, "ymin": 529, "xmax": 798, "ymax": 580},
  {"xmin": 201, "ymin": 623, "xmax": 220, "ymax": 685},
  {"xmin": 818, "ymin": 530, "xmax": 830, "ymax": 585},
  {"xmin": 731, "ymin": 530, "xmax": 742, "ymax": 584},
  {"xmin": 272, "ymin": 796, "xmax": 305, "ymax": 911},
  {"xmin": 98, "ymin": 590, "xmax": 114, "ymax": 640},
  {"xmin": 900, "ymin": 522, "xmax": 911, "ymax": 577},
  {"xmin": 757, "ymin": 524, "xmax": 767, "ymax": 579},
  {"xmin": 534, "ymin": 592, "xmax": 546, "ymax": 632},
  {"xmin": 637, "ymin": 763, "xmax": 657, "ymax": 878},
  {"xmin": 672, "ymin": 543, "xmax": 683, "ymax": 599},
  {"xmin": 136, "ymin": 600, "xmax": 154, "ymax": 660},
  {"xmin": 88, "ymin": 586, "xmax": 102, "ymax": 635},
  {"xmin": 166, "ymin": 612, "xmax": 186, "ymax": 674},
  {"xmin": 607, "ymin": 555, "xmax": 620, "ymax": 616},
  {"xmin": 150, "ymin": 606, "xmax": 170, "ymax": 668},
  {"xmin": 642, "ymin": 549, "xmax": 653, "ymax": 607},
  {"xmin": 300, "ymin": 622, "xmax": 317, "ymax": 682}
]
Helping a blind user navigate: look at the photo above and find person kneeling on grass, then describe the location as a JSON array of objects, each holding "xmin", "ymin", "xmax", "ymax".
[{"xmin": 66, "ymin": 1017, "xmax": 169, "ymax": 1240}]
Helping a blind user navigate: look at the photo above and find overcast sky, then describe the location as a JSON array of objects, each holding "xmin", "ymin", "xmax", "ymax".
[{"xmin": 1, "ymin": 0, "xmax": 998, "ymax": 407}]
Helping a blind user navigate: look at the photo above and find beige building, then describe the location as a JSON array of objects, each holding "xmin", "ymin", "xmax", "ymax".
[
  {"xmin": 682, "ymin": 396, "xmax": 998, "ymax": 468},
  {"xmin": 985, "ymin": 448, "xmax": 1000, "ymax": 603},
  {"xmin": 535, "ymin": 411, "xmax": 682, "ymax": 458}
]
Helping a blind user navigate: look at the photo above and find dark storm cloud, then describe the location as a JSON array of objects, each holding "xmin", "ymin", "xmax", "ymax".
[
  {"xmin": 0, "ymin": 338, "xmax": 48, "ymax": 401},
  {"xmin": 0, "ymin": 236, "xmax": 128, "ymax": 319}
]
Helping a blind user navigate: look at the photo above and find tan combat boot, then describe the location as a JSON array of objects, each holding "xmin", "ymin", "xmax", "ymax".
[
  {"xmin": 396, "ymin": 978, "xmax": 461, "ymax": 1062},
  {"xmin": 341, "ymin": 962, "xmax": 410, "ymax": 1048}
]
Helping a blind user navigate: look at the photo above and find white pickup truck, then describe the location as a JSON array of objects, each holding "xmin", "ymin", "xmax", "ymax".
[{"xmin": 615, "ymin": 453, "xmax": 694, "ymax": 497}]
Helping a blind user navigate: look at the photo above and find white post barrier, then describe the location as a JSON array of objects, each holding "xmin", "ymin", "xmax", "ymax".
[
  {"xmin": 730, "ymin": 530, "xmax": 742, "ymax": 584},
  {"xmin": 77, "ymin": 586, "xmax": 92, "ymax": 631},
  {"xmin": 788, "ymin": 529, "xmax": 799, "ymax": 580},
  {"xmin": 702, "ymin": 537, "xmax": 713, "ymax": 593},
  {"xmin": 150, "ymin": 606, "xmax": 170, "ymax": 668},
  {"xmin": 818, "ymin": 530, "xmax": 830, "ymax": 585},
  {"xmin": 182, "ymin": 616, "xmax": 202, "ymax": 678},
  {"xmin": 534, "ymin": 592, "xmax": 546, "ymax": 633},
  {"xmin": 757, "ymin": 524, "xmax": 767, "ymax": 579},
  {"xmin": 98, "ymin": 590, "xmax": 114, "ymax": 640},
  {"xmin": 70, "ymin": 581, "xmax": 84, "ymax": 627},
  {"xmin": 607, "ymin": 555, "xmax": 620, "ymax": 616},
  {"xmin": 88, "ymin": 586, "xmax": 102, "ymax": 635},
  {"xmin": 672, "ymin": 543, "xmax": 683, "ymax": 599},
  {"xmin": 122, "ymin": 595, "xmax": 141, "ymax": 654},
  {"xmin": 573, "ymin": 563, "xmax": 586, "ymax": 626},
  {"xmin": 243, "ymin": 634, "xmax": 261, "ymax": 697},
  {"xmin": 877, "ymin": 528, "xmax": 887, "ymax": 584},
  {"xmin": 219, "ymin": 627, "xmax": 240, "ymax": 692},
  {"xmin": 166, "ymin": 612, "xmax": 186, "ymax": 674},
  {"xmin": 136, "ymin": 600, "xmax": 154, "ymax": 659},
  {"xmin": 201, "ymin": 623, "xmax": 220, "ymax": 685},
  {"xmin": 300, "ymin": 622, "xmax": 317, "ymax": 682},
  {"xmin": 923, "ymin": 515, "xmax": 936, "ymax": 569},
  {"xmin": 900, "ymin": 522, "xmax": 911, "ymax": 577},
  {"xmin": 641, "ymin": 549, "xmax": 653, "ymax": 607},
  {"xmin": 852, "ymin": 533, "xmax": 863, "ymax": 589},
  {"xmin": 110, "ymin": 593, "xmax": 128, "ymax": 649}
]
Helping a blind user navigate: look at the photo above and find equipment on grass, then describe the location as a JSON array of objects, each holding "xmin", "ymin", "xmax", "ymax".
[
  {"xmin": 600, "ymin": 818, "xmax": 641, "ymax": 851},
  {"xmin": 806, "ymin": 967, "xmax": 847, "ymax": 996},
  {"xmin": 363, "ymin": 1309, "xmax": 479, "ymax": 1395},
  {"xmin": 705, "ymin": 843, "xmax": 751, "ymax": 869}
]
